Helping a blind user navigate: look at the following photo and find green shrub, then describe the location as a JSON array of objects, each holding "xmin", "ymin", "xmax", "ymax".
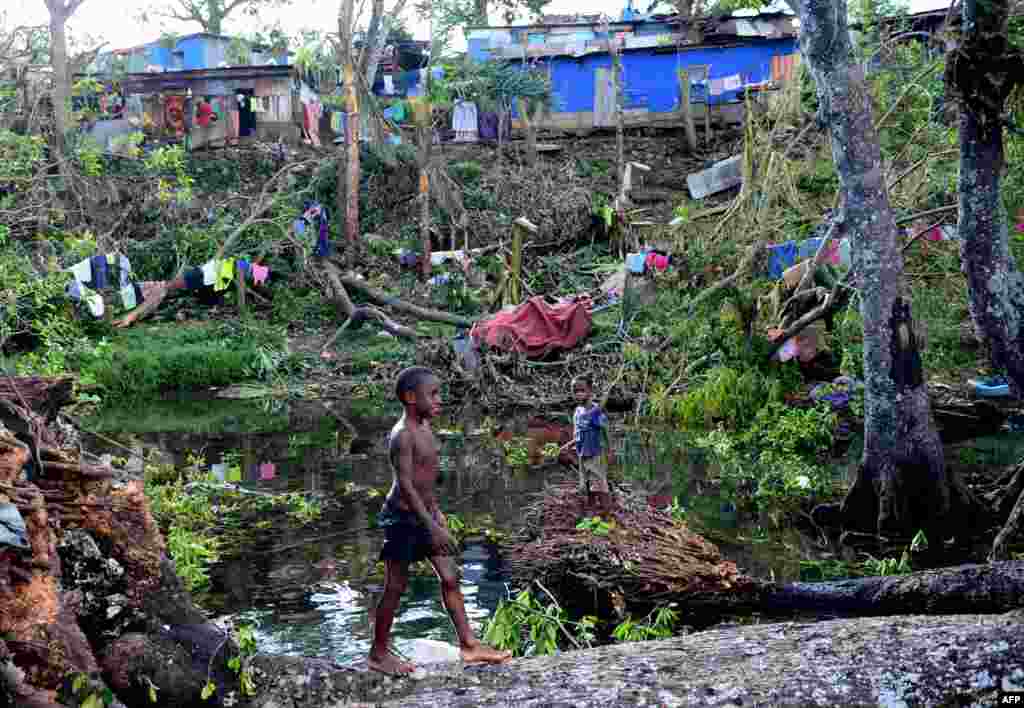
[{"xmin": 654, "ymin": 366, "xmax": 792, "ymax": 432}]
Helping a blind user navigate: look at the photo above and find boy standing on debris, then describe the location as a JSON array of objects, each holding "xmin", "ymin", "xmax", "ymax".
[
  {"xmin": 368, "ymin": 366, "xmax": 512, "ymax": 675},
  {"xmin": 563, "ymin": 375, "xmax": 613, "ymax": 513}
]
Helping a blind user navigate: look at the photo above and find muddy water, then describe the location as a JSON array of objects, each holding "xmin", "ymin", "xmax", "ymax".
[{"xmin": 87, "ymin": 396, "xmax": 1024, "ymax": 663}]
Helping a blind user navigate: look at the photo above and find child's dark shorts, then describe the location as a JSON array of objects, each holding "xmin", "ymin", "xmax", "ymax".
[{"xmin": 378, "ymin": 501, "xmax": 442, "ymax": 563}]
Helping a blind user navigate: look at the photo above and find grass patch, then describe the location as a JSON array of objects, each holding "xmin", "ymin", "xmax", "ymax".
[
  {"xmin": 326, "ymin": 328, "xmax": 416, "ymax": 375},
  {"xmin": 82, "ymin": 396, "xmax": 293, "ymax": 434},
  {"xmin": 75, "ymin": 321, "xmax": 289, "ymax": 404}
]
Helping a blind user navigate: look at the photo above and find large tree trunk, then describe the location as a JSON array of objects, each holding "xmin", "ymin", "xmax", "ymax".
[
  {"xmin": 798, "ymin": 0, "xmax": 979, "ymax": 541},
  {"xmin": 756, "ymin": 561, "xmax": 1024, "ymax": 617},
  {"xmin": 948, "ymin": 0, "xmax": 1024, "ymax": 397},
  {"xmin": 45, "ymin": 2, "xmax": 79, "ymax": 163},
  {"xmin": 242, "ymin": 613, "xmax": 1024, "ymax": 708}
]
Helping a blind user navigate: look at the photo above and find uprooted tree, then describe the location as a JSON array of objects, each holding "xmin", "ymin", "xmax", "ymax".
[{"xmin": 796, "ymin": 0, "xmax": 983, "ymax": 542}]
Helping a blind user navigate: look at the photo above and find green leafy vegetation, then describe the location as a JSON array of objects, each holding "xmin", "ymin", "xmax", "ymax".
[
  {"xmin": 611, "ymin": 604, "xmax": 679, "ymax": 642},
  {"xmin": 576, "ymin": 516, "xmax": 614, "ymax": 536},
  {"xmin": 483, "ymin": 586, "xmax": 681, "ymax": 657},
  {"xmin": 74, "ymin": 320, "xmax": 294, "ymax": 404}
]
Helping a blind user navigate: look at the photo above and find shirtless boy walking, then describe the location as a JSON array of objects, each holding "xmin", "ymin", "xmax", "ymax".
[{"xmin": 368, "ymin": 366, "xmax": 512, "ymax": 675}]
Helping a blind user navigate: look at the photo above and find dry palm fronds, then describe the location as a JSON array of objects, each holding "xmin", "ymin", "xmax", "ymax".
[{"xmin": 505, "ymin": 483, "xmax": 759, "ymax": 617}]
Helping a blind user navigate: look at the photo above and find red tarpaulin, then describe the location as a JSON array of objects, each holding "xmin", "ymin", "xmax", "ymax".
[{"xmin": 470, "ymin": 297, "xmax": 592, "ymax": 358}]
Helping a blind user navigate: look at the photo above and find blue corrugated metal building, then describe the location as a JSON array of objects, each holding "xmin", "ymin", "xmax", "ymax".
[
  {"xmin": 97, "ymin": 34, "xmax": 287, "ymax": 75},
  {"xmin": 466, "ymin": 6, "xmax": 800, "ymax": 131}
]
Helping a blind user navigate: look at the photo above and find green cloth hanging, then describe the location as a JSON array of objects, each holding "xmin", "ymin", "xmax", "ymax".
[{"xmin": 215, "ymin": 258, "xmax": 235, "ymax": 292}]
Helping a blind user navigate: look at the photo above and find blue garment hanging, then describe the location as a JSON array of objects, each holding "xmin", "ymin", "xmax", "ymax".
[
  {"xmin": 90, "ymin": 255, "xmax": 108, "ymax": 289},
  {"xmin": 767, "ymin": 241, "xmax": 798, "ymax": 280}
]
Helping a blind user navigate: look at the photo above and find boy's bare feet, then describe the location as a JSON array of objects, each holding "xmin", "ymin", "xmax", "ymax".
[
  {"xmin": 368, "ymin": 649, "xmax": 417, "ymax": 675},
  {"xmin": 460, "ymin": 642, "xmax": 513, "ymax": 665}
]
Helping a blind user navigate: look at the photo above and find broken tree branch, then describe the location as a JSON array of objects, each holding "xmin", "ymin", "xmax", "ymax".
[
  {"xmin": 895, "ymin": 204, "xmax": 958, "ymax": 225},
  {"xmin": 990, "ymin": 482, "xmax": 1024, "ymax": 561},
  {"xmin": 768, "ymin": 276, "xmax": 845, "ymax": 361},
  {"xmin": 901, "ymin": 219, "xmax": 946, "ymax": 253},
  {"xmin": 338, "ymin": 272, "xmax": 476, "ymax": 329},
  {"xmin": 321, "ymin": 262, "xmax": 418, "ymax": 344},
  {"xmin": 786, "ymin": 216, "xmax": 839, "ymax": 302},
  {"xmin": 687, "ymin": 242, "xmax": 767, "ymax": 316}
]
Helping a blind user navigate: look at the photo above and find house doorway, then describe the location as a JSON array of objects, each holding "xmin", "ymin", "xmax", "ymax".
[{"xmin": 237, "ymin": 89, "xmax": 256, "ymax": 137}]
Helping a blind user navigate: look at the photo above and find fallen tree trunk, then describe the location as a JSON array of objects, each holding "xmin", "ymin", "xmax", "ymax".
[
  {"xmin": 338, "ymin": 271, "xmax": 476, "ymax": 329},
  {"xmin": 240, "ymin": 611, "xmax": 1024, "ymax": 707},
  {"xmin": 755, "ymin": 561, "xmax": 1024, "ymax": 616},
  {"xmin": 321, "ymin": 261, "xmax": 419, "ymax": 343}
]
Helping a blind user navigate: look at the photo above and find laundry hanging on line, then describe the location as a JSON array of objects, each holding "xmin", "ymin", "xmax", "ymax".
[
  {"xmin": 90, "ymin": 255, "xmax": 108, "ymax": 289},
  {"xmin": 214, "ymin": 258, "xmax": 236, "ymax": 292}
]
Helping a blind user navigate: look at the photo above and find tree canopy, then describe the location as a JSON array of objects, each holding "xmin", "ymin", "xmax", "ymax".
[{"xmin": 139, "ymin": 0, "xmax": 292, "ymax": 36}]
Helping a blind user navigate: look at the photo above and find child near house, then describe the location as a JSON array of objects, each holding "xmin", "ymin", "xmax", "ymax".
[{"xmin": 562, "ymin": 375, "xmax": 613, "ymax": 513}]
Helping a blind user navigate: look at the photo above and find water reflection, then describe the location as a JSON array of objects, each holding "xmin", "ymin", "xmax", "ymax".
[{"xmin": 96, "ymin": 396, "xmax": 1024, "ymax": 662}]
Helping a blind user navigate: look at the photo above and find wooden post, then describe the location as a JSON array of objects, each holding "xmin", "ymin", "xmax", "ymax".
[
  {"xmin": 236, "ymin": 261, "xmax": 247, "ymax": 316},
  {"xmin": 509, "ymin": 221, "xmax": 523, "ymax": 306},
  {"xmin": 508, "ymin": 217, "xmax": 538, "ymax": 306},
  {"xmin": 678, "ymin": 69, "xmax": 697, "ymax": 152}
]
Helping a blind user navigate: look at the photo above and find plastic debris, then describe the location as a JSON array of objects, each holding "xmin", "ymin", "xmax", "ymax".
[
  {"xmin": 969, "ymin": 376, "xmax": 1011, "ymax": 398},
  {"xmin": 0, "ymin": 502, "xmax": 30, "ymax": 551}
]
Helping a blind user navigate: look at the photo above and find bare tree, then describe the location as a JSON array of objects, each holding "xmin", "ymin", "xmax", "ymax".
[
  {"xmin": 142, "ymin": 0, "xmax": 291, "ymax": 36},
  {"xmin": 43, "ymin": 0, "xmax": 88, "ymax": 158},
  {"xmin": 797, "ymin": 0, "xmax": 981, "ymax": 541},
  {"xmin": 333, "ymin": 0, "xmax": 411, "ymax": 246}
]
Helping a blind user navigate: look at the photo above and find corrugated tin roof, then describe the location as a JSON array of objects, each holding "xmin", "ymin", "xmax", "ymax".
[{"xmin": 481, "ymin": 13, "xmax": 796, "ymax": 60}]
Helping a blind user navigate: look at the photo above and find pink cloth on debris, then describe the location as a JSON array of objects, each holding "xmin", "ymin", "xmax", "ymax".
[
  {"xmin": 251, "ymin": 264, "xmax": 269, "ymax": 285},
  {"xmin": 470, "ymin": 296, "xmax": 592, "ymax": 359}
]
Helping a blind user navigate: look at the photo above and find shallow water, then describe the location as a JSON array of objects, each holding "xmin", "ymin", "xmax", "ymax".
[{"xmin": 87, "ymin": 395, "xmax": 1024, "ymax": 663}]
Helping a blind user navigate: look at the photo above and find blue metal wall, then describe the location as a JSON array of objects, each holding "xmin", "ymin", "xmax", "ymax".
[
  {"xmin": 546, "ymin": 38, "xmax": 797, "ymax": 115},
  {"xmin": 149, "ymin": 46, "xmax": 172, "ymax": 68},
  {"xmin": 178, "ymin": 37, "xmax": 206, "ymax": 70}
]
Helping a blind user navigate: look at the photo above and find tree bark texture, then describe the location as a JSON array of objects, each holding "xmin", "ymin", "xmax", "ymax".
[
  {"xmin": 44, "ymin": 0, "xmax": 86, "ymax": 161},
  {"xmin": 338, "ymin": 0, "xmax": 360, "ymax": 246},
  {"xmin": 798, "ymin": 0, "xmax": 976, "ymax": 540},
  {"xmin": 417, "ymin": 120, "xmax": 432, "ymax": 279},
  {"xmin": 758, "ymin": 561, "xmax": 1024, "ymax": 617},
  {"xmin": 948, "ymin": 0, "xmax": 1024, "ymax": 397},
  {"xmin": 241, "ymin": 613, "xmax": 1024, "ymax": 708},
  {"xmin": 345, "ymin": 70, "xmax": 360, "ymax": 245}
]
